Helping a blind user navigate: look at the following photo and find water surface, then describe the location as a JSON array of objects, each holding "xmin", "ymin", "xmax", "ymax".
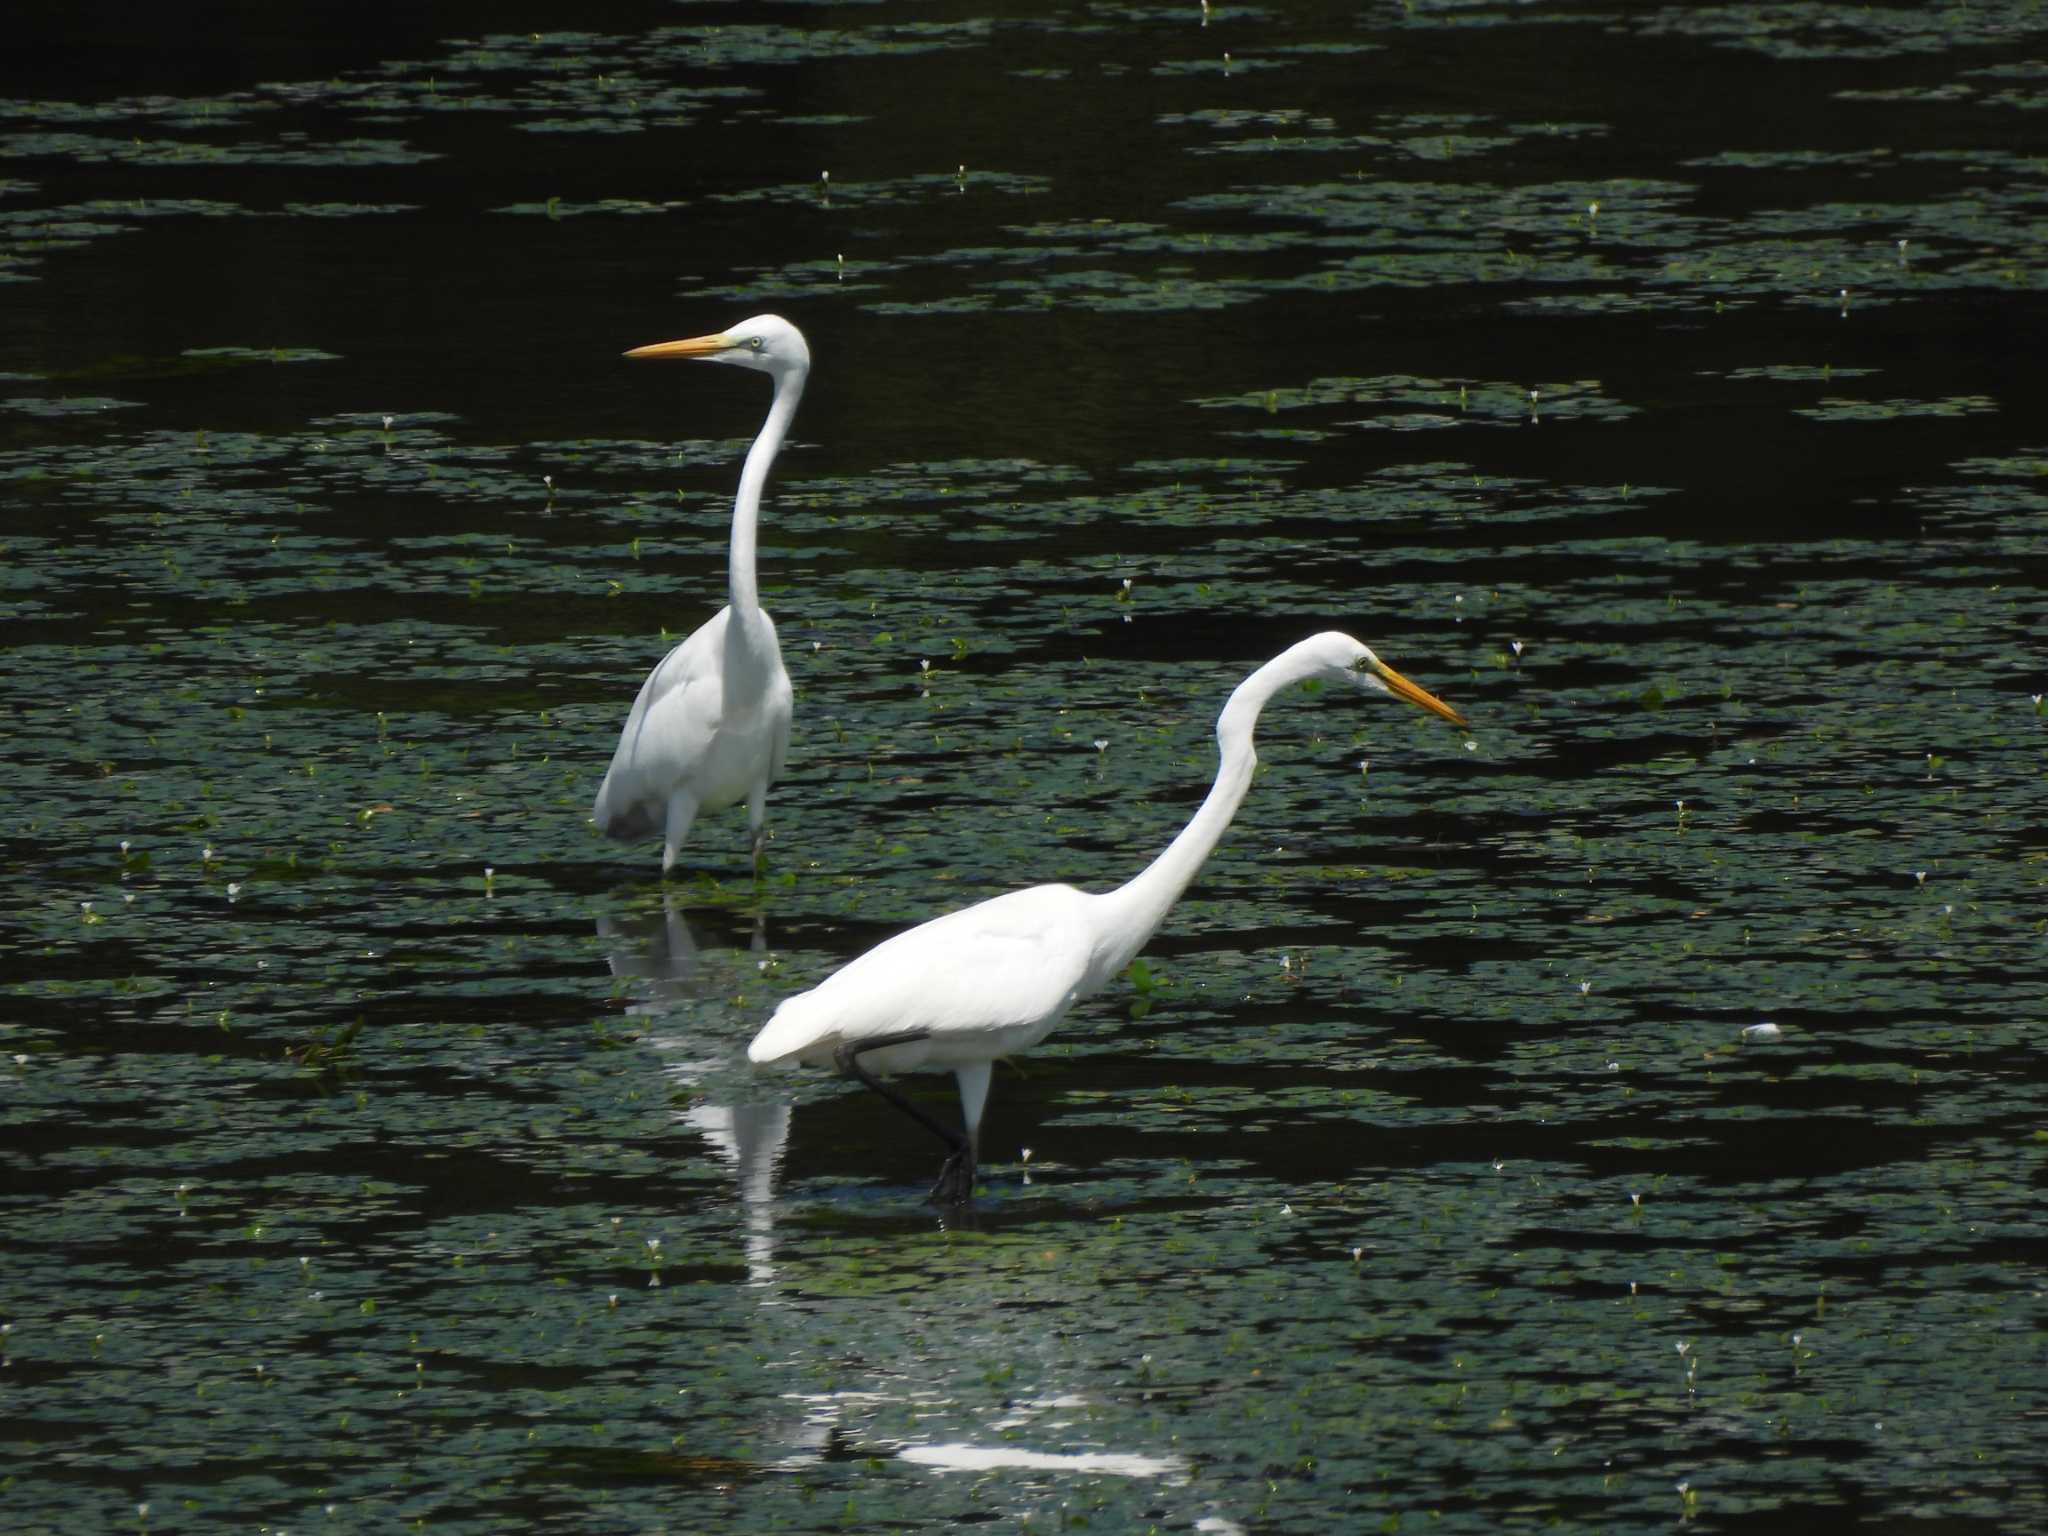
[{"xmin": 4, "ymin": 2, "xmax": 2045, "ymax": 1531}]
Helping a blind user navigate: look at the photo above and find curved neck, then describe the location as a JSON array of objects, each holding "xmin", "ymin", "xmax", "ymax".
[
  {"xmin": 728, "ymin": 368, "xmax": 805, "ymax": 618},
  {"xmin": 1092, "ymin": 655, "xmax": 1301, "ymax": 977}
]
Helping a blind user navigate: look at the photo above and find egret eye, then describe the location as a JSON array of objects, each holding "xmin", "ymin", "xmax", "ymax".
[{"xmin": 748, "ymin": 336, "xmax": 764, "ymax": 351}]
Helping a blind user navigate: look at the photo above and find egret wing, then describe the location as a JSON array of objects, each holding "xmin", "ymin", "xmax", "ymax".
[
  {"xmin": 591, "ymin": 608, "xmax": 729, "ymax": 837},
  {"xmin": 750, "ymin": 885, "xmax": 1097, "ymax": 1067}
]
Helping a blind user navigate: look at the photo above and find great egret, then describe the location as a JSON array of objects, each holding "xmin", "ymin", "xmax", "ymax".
[
  {"xmin": 592, "ymin": 314, "xmax": 809, "ymax": 876},
  {"xmin": 748, "ymin": 631, "xmax": 1466, "ymax": 1201}
]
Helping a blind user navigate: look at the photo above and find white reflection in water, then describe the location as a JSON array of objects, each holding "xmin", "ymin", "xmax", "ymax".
[
  {"xmin": 781, "ymin": 1390, "xmax": 1192, "ymax": 1486},
  {"xmin": 899, "ymin": 1443, "xmax": 1187, "ymax": 1478},
  {"xmin": 599, "ymin": 897, "xmax": 789, "ymax": 1284}
]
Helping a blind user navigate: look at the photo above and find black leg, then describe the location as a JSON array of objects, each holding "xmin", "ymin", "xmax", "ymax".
[
  {"xmin": 929, "ymin": 1142, "xmax": 976, "ymax": 1206},
  {"xmin": 834, "ymin": 1031, "xmax": 975, "ymax": 1204}
]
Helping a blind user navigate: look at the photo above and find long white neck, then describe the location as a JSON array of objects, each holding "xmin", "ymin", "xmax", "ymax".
[
  {"xmin": 1090, "ymin": 649, "xmax": 1310, "ymax": 979},
  {"xmin": 728, "ymin": 366, "xmax": 805, "ymax": 621}
]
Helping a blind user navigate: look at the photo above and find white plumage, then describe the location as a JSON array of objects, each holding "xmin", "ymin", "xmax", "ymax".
[
  {"xmin": 593, "ymin": 314, "xmax": 808, "ymax": 876},
  {"xmin": 749, "ymin": 630, "xmax": 1467, "ymax": 1201}
]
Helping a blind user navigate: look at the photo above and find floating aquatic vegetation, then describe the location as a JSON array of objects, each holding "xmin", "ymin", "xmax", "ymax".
[
  {"xmin": 1195, "ymin": 373, "xmax": 1640, "ymax": 430},
  {"xmin": 493, "ymin": 196, "xmax": 691, "ymax": 218},
  {"xmin": 4, "ymin": 6, "xmax": 2047, "ymax": 1534},
  {"xmin": 276, "ymin": 201, "xmax": 417, "ymax": 219},
  {"xmin": 710, "ymin": 169, "xmax": 1051, "ymax": 209},
  {"xmin": 1792, "ymin": 393, "xmax": 2001, "ymax": 422},
  {"xmin": 1631, "ymin": 2, "xmax": 2048, "ymax": 59},
  {"xmin": 0, "ymin": 129, "xmax": 439, "ymax": 167},
  {"xmin": 1, "ymin": 395, "xmax": 146, "ymax": 416}
]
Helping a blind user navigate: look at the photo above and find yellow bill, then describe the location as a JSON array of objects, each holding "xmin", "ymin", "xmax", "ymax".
[
  {"xmin": 623, "ymin": 331, "xmax": 733, "ymax": 360},
  {"xmin": 1372, "ymin": 659, "xmax": 1467, "ymax": 729}
]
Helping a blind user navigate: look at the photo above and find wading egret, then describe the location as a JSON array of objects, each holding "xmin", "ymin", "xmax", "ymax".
[
  {"xmin": 593, "ymin": 315, "xmax": 808, "ymax": 876},
  {"xmin": 748, "ymin": 631, "xmax": 1466, "ymax": 1201}
]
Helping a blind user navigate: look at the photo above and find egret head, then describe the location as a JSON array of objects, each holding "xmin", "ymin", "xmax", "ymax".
[
  {"xmin": 624, "ymin": 314, "xmax": 811, "ymax": 379},
  {"xmin": 1293, "ymin": 631, "xmax": 1466, "ymax": 727}
]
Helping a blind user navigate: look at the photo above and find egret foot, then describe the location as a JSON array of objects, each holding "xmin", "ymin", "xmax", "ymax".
[
  {"xmin": 834, "ymin": 1030, "xmax": 976, "ymax": 1202},
  {"xmin": 928, "ymin": 1145, "xmax": 977, "ymax": 1205}
]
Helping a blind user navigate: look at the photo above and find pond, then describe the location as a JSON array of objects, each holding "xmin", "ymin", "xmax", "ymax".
[{"xmin": 3, "ymin": 2, "xmax": 2045, "ymax": 1531}]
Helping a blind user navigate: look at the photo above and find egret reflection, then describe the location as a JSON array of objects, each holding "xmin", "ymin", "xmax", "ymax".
[{"xmin": 598, "ymin": 897, "xmax": 788, "ymax": 1282}]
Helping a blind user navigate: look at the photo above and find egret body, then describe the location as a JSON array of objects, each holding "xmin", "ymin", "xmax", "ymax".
[
  {"xmin": 748, "ymin": 631, "xmax": 1466, "ymax": 1201},
  {"xmin": 593, "ymin": 314, "xmax": 808, "ymax": 876}
]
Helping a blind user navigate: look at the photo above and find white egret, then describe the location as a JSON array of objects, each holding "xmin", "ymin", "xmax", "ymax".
[
  {"xmin": 748, "ymin": 631, "xmax": 1466, "ymax": 1201},
  {"xmin": 592, "ymin": 315, "xmax": 809, "ymax": 876}
]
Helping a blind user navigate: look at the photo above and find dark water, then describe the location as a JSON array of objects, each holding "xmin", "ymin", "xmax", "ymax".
[{"xmin": 4, "ymin": 3, "xmax": 2045, "ymax": 1531}]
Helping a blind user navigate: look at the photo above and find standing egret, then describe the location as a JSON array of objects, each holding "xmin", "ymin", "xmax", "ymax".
[
  {"xmin": 748, "ymin": 631, "xmax": 1466, "ymax": 1201},
  {"xmin": 593, "ymin": 315, "xmax": 809, "ymax": 876}
]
